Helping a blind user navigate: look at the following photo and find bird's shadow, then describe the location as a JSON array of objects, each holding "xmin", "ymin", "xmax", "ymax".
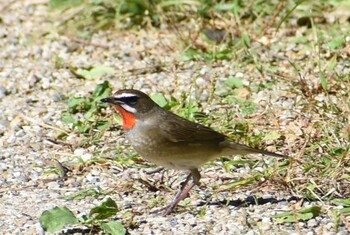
[{"xmin": 199, "ymin": 195, "xmax": 301, "ymax": 207}]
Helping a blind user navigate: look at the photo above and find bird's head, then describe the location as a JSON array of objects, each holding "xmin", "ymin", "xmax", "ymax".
[{"xmin": 101, "ymin": 89, "xmax": 158, "ymax": 130}]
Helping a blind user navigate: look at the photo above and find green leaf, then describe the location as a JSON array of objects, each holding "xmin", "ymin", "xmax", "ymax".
[
  {"xmin": 180, "ymin": 48, "xmax": 203, "ymax": 61},
  {"xmin": 101, "ymin": 221, "xmax": 126, "ymax": 235},
  {"xmin": 61, "ymin": 112, "xmax": 76, "ymax": 125},
  {"xmin": 342, "ymin": 174, "xmax": 350, "ymax": 180},
  {"xmin": 40, "ymin": 206, "xmax": 79, "ymax": 232},
  {"xmin": 160, "ymin": 0, "xmax": 200, "ymax": 8},
  {"xmin": 49, "ymin": 0, "xmax": 83, "ymax": 9},
  {"xmin": 218, "ymin": 175, "xmax": 261, "ymax": 191},
  {"xmin": 237, "ymin": 99, "xmax": 256, "ymax": 116},
  {"xmin": 242, "ymin": 33, "xmax": 251, "ymax": 48},
  {"xmin": 76, "ymin": 68, "xmax": 93, "ymax": 80},
  {"xmin": 93, "ymin": 81, "xmax": 111, "ymax": 98},
  {"xmin": 214, "ymin": 3, "xmax": 239, "ymax": 11},
  {"xmin": 68, "ymin": 97, "xmax": 88, "ymax": 113},
  {"xmin": 89, "ymin": 198, "xmax": 119, "ymax": 220},
  {"xmin": 319, "ymin": 72, "xmax": 327, "ymax": 90},
  {"xmin": 85, "ymin": 109, "xmax": 96, "ymax": 121},
  {"xmin": 89, "ymin": 66, "xmax": 115, "ymax": 80},
  {"xmin": 225, "ymin": 77, "xmax": 244, "ymax": 88},
  {"xmin": 151, "ymin": 93, "xmax": 168, "ymax": 108},
  {"xmin": 75, "ymin": 66, "xmax": 115, "ymax": 80},
  {"xmin": 338, "ymin": 207, "xmax": 350, "ymax": 215},
  {"xmin": 263, "ymin": 131, "xmax": 281, "ymax": 141},
  {"xmin": 96, "ymin": 120, "xmax": 110, "ymax": 131},
  {"xmin": 290, "ymin": 36, "xmax": 308, "ymax": 44},
  {"xmin": 327, "ymin": 37, "xmax": 345, "ymax": 50},
  {"xmin": 272, "ymin": 206, "xmax": 321, "ymax": 223},
  {"xmin": 332, "ymin": 198, "xmax": 350, "ymax": 206},
  {"xmin": 64, "ymin": 188, "xmax": 103, "ymax": 200},
  {"xmin": 120, "ymin": 0, "xmax": 151, "ymax": 15},
  {"xmin": 213, "ymin": 48, "xmax": 234, "ymax": 60},
  {"xmin": 326, "ymin": 55, "xmax": 337, "ymax": 73},
  {"xmin": 77, "ymin": 124, "xmax": 90, "ymax": 133}
]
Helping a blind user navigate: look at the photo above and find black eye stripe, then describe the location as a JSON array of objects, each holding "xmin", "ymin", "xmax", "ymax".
[{"xmin": 117, "ymin": 96, "xmax": 139, "ymax": 104}]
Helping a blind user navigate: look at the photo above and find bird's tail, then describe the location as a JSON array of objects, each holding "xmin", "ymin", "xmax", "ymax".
[{"xmin": 221, "ymin": 139, "xmax": 287, "ymax": 158}]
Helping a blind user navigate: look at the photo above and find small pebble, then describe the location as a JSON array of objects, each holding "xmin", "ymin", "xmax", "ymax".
[{"xmin": 0, "ymin": 85, "xmax": 7, "ymax": 99}]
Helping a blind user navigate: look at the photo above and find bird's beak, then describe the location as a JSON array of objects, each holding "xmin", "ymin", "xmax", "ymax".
[{"xmin": 101, "ymin": 97, "xmax": 119, "ymax": 105}]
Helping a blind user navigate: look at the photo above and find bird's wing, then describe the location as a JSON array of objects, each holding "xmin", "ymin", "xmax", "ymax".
[{"xmin": 159, "ymin": 112, "xmax": 226, "ymax": 143}]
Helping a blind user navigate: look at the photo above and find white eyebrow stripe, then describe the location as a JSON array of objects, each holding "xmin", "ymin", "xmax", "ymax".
[
  {"xmin": 120, "ymin": 104, "xmax": 137, "ymax": 113},
  {"xmin": 115, "ymin": 93, "xmax": 138, "ymax": 98}
]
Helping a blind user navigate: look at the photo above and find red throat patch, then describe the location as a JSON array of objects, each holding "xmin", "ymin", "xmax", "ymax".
[{"xmin": 114, "ymin": 106, "xmax": 136, "ymax": 130}]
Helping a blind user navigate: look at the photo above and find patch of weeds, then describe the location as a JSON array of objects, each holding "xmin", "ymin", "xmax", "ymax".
[
  {"xmin": 178, "ymin": 1, "xmax": 310, "ymax": 62},
  {"xmin": 292, "ymin": 140, "xmax": 350, "ymax": 202},
  {"xmin": 40, "ymin": 198, "xmax": 126, "ymax": 234},
  {"xmin": 216, "ymin": 172, "xmax": 264, "ymax": 192},
  {"xmin": 198, "ymin": 206, "xmax": 207, "ymax": 217},
  {"xmin": 219, "ymin": 158, "xmax": 292, "ymax": 192},
  {"xmin": 225, "ymin": 77, "xmax": 244, "ymax": 89},
  {"xmin": 40, "ymin": 165, "xmax": 65, "ymax": 179},
  {"xmin": 180, "ymin": 46, "xmax": 235, "ymax": 62},
  {"xmin": 263, "ymin": 131, "xmax": 282, "ymax": 142},
  {"xmin": 234, "ymin": 98, "xmax": 257, "ymax": 116},
  {"xmin": 113, "ymin": 150, "xmax": 147, "ymax": 170},
  {"xmin": 49, "ymin": 0, "xmax": 120, "ymax": 34},
  {"xmin": 230, "ymin": 121, "xmax": 250, "ymax": 137},
  {"xmin": 210, "ymin": 76, "xmax": 281, "ymax": 148},
  {"xmin": 332, "ymin": 205, "xmax": 350, "ymax": 231},
  {"xmin": 272, "ymin": 206, "xmax": 321, "ymax": 223},
  {"xmin": 332, "ymin": 208, "xmax": 350, "ymax": 232},
  {"xmin": 60, "ymin": 81, "xmax": 112, "ymax": 138},
  {"xmin": 150, "ymin": 91, "xmax": 203, "ymax": 122},
  {"xmin": 48, "ymin": 0, "xmax": 199, "ymax": 35},
  {"xmin": 219, "ymin": 77, "xmax": 258, "ymax": 117},
  {"xmin": 63, "ymin": 187, "xmax": 114, "ymax": 200},
  {"xmin": 179, "ymin": 31, "xmax": 254, "ymax": 63},
  {"xmin": 53, "ymin": 54, "xmax": 65, "ymax": 69},
  {"xmin": 221, "ymin": 158, "xmax": 258, "ymax": 174}
]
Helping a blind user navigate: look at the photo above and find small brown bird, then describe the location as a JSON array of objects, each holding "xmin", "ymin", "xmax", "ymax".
[{"xmin": 101, "ymin": 89, "xmax": 287, "ymax": 215}]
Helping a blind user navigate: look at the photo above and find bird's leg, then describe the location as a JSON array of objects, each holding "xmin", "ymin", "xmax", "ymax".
[
  {"xmin": 171, "ymin": 172, "xmax": 192, "ymax": 202},
  {"xmin": 165, "ymin": 169, "xmax": 201, "ymax": 215}
]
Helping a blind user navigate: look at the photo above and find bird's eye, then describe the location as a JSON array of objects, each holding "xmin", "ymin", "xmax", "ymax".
[{"xmin": 127, "ymin": 96, "xmax": 138, "ymax": 105}]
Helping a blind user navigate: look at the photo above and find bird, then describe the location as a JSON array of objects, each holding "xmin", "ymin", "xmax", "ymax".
[{"xmin": 101, "ymin": 89, "xmax": 289, "ymax": 215}]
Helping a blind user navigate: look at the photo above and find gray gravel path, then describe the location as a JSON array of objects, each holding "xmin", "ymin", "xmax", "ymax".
[{"xmin": 0, "ymin": 1, "xmax": 349, "ymax": 234}]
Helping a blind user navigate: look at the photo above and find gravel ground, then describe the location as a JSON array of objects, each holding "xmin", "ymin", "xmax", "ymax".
[{"xmin": 0, "ymin": 1, "xmax": 349, "ymax": 235}]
